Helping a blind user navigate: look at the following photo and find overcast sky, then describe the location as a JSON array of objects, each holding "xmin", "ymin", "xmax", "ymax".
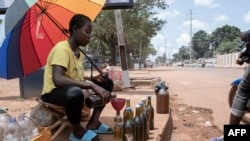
[{"xmin": 149, "ymin": 0, "xmax": 250, "ymax": 60}]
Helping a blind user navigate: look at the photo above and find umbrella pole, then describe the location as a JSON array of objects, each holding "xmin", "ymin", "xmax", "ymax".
[{"xmin": 79, "ymin": 48, "xmax": 103, "ymax": 75}]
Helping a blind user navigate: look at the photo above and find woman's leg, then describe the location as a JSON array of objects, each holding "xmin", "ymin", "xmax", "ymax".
[
  {"xmin": 42, "ymin": 86, "xmax": 84, "ymax": 124},
  {"xmin": 230, "ymin": 64, "xmax": 250, "ymax": 124},
  {"xmin": 42, "ymin": 86, "xmax": 101, "ymax": 140}
]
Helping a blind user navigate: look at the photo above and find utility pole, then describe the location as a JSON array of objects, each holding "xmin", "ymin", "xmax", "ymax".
[
  {"xmin": 189, "ymin": 9, "xmax": 193, "ymax": 61},
  {"xmin": 164, "ymin": 38, "xmax": 167, "ymax": 65},
  {"xmin": 114, "ymin": 10, "xmax": 130, "ymax": 87},
  {"xmin": 158, "ymin": 46, "xmax": 160, "ymax": 65},
  {"xmin": 139, "ymin": 30, "xmax": 142, "ymax": 70}
]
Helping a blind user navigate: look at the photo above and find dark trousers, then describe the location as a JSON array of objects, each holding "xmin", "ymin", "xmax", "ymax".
[{"xmin": 41, "ymin": 78, "xmax": 113, "ymax": 125}]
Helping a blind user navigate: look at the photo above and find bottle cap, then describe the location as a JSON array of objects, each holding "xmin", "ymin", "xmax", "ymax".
[
  {"xmin": 18, "ymin": 113, "xmax": 25, "ymax": 121},
  {"xmin": 111, "ymin": 93, "xmax": 117, "ymax": 98},
  {"xmin": 139, "ymin": 102, "xmax": 144, "ymax": 106},
  {"xmin": 9, "ymin": 117, "xmax": 17, "ymax": 123},
  {"xmin": 135, "ymin": 105, "xmax": 140, "ymax": 108},
  {"xmin": 125, "ymin": 107, "xmax": 132, "ymax": 111}
]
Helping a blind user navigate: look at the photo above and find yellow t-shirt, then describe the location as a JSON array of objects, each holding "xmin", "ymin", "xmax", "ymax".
[{"xmin": 42, "ymin": 40, "xmax": 84, "ymax": 94}]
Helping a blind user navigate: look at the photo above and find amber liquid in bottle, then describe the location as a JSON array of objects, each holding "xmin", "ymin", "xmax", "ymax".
[
  {"xmin": 114, "ymin": 111, "xmax": 123, "ymax": 140},
  {"xmin": 123, "ymin": 99, "xmax": 134, "ymax": 141},
  {"xmin": 139, "ymin": 102, "xmax": 147, "ymax": 141},
  {"xmin": 142, "ymin": 98, "xmax": 149, "ymax": 139},
  {"xmin": 147, "ymin": 96, "xmax": 154, "ymax": 130},
  {"xmin": 123, "ymin": 107, "xmax": 134, "ymax": 141},
  {"xmin": 85, "ymin": 93, "xmax": 116, "ymax": 108},
  {"xmin": 133, "ymin": 105, "xmax": 144, "ymax": 141},
  {"xmin": 123, "ymin": 98, "xmax": 134, "ymax": 123}
]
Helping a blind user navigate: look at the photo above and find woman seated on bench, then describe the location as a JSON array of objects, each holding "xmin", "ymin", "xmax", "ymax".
[{"xmin": 41, "ymin": 14, "xmax": 114, "ymax": 141}]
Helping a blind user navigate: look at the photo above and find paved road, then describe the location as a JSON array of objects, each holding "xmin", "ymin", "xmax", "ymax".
[{"xmin": 147, "ymin": 66, "xmax": 244, "ymax": 132}]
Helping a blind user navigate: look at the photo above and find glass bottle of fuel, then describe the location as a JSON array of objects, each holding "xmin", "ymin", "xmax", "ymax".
[
  {"xmin": 139, "ymin": 102, "xmax": 147, "ymax": 141},
  {"xmin": 123, "ymin": 98, "xmax": 134, "ymax": 123},
  {"xmin": 133, "ymin": 105, "xmax": 144, "ymax": 141},
  {"xmin": 114, "ymin": 111, "xmax": 123, "ymax": 140},
  {"xmin": 147, "ymin": 96, "xmax": 154, "ymax": 130},
  {"xmin": 142, "ymin": 98, "xmax": 149, "ymax": 139},
  {"xmin": 123, "ymin": 100, "xmax": 134, "ymax": 141},
  {"xmin": 123, "ymin": 107, "xmax": 134, "ymax": 141}
]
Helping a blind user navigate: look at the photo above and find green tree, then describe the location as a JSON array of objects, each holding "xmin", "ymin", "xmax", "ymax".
[
  {"xmin": 192, "ymin": 30, "xmax": 210, "ymax": 59},
  {"xmin": 210, "ymin": 25, "xmax": 241, "ymax": 55},
  {"xmin": 216, "ymin": 38, "xmax": 242, "ymax": 54},
  {"xmin": 178, "ymin": 46, "xmax": 190, "ymax": 61},
  {"xmin": 171, "ymin": 46, "xmax": 189, "ymax": 63},
  {"xmin": 88, "ymin": 1, "xmax": 168, "ymax": 67},
  {"xmin": 173, "ymin": 24, "xmax": 242, "ymax": 61},
  {"xmin": 172, "ymin": 53, "xmax": 179, "ymax": 62},
  {"xmin": 88, "ymin": 10, "xmax": 117, "ymax": 65}
]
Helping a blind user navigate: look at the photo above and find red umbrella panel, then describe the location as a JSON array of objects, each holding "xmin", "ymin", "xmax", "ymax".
[{"xmin": 0, "ymin": 0, "xmax": 105, "ymax": 79}]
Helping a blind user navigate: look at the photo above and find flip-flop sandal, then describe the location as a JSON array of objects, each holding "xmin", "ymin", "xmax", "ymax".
[
  {"xmin": 91, "ymin": 123, "xmax": 114, "ymax": 134},
  {"xmin": 69, "ymin": 130, "xmax": 102, "ymax": 141}
]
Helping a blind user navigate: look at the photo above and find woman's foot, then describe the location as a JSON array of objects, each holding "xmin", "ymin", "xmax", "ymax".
[
  {"xmin": 87, "ymin": 121, "xmax": 113, "ymax": 133},
  {"xmin": 86, "ymin": 120, "xmax": 102, "ymax": 130},
  {"xmin": 72, "ymin": 124, "xmax": 102, "ymax": 141},
  {"xmin": 70, "ymin": 130, "xmax": 102, "ymax": 141}
]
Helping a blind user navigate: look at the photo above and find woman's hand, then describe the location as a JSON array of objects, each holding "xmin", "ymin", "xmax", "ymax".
[
  {"xmin": 102, "ymin": 65, "xmax": 110, "ymax": 77},
  {"xmin": 92, "ymin": 65, "xmax": 111, "ymax": 83},
  {"xmin": 92, "ymin": 84, "xmax": 111, "ymax": 103}
]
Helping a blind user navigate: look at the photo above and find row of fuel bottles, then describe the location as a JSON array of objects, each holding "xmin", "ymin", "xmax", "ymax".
[{"xmin": 114, "ymin": 96, "xmax": 154, "ymax": 141}]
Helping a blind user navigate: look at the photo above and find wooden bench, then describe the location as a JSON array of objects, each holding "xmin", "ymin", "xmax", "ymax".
[{"xmin": 32, "ymin": 98, "xmax": 91, "ymax": 141}]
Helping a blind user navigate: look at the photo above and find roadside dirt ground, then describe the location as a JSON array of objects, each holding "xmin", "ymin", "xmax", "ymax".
[
  {"xmin": 0, "ymin": 78, "xmax": 37, "ymax": 118},
  {"xmin": 169, "ymin": 94, "xmax": 223, "ymax": 141},
  {"xmin": 0, "ymin": 68, "xmax": 224, "ymax": 141}
]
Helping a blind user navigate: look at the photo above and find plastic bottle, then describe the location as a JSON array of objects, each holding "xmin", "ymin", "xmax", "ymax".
[
  {"xmin": 156, "ymin": 85, "xmax": 169, "ymax": 114},
  {"xmin": 4, "ymin": 117, "xmax": 23, "ymax": 141},
  {"xmin": 18, "ymin": 113, "xmax": 39, "ymax": 141},
  {"xmin": 85, "ymin": 93, "xmax": 117, "ymax": 108},
  {"xmin": 0, "ymin": 108, "xmax": 10, "ymax": 131},
  {"xmin": 133, "ymin": 105, "xmax": 144, "ymax": 141},
  {"xmin": 114, "ymin": 111, "xmax": 123, "ymax": 140},
  {"xmin": 26, "ymin": 115, "xmax": 39, "ymax": 140},
  {"xmin": 0, "ymin": 126, "xmax": 4, "ymax": 141},
  {"xmin": 147, "ymin": 96, "xmax": 154, "ymax": 130},
  {"xmin": 123, "ymin": 107, "xmax": 134, "ymax": 141},
  {"xmin": 18, "ymin": 113, "xmax": 30, "ymax": 141}
]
